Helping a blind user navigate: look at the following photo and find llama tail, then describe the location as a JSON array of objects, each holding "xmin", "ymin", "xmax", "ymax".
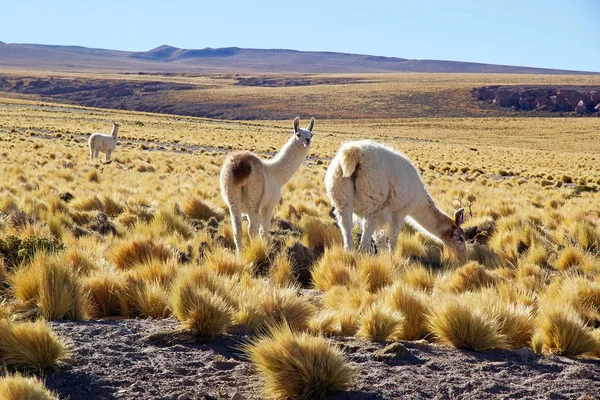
[
  {"xmin": 226, "ymin": 153, "xmax": 254, "ymax": 187},
  {"xmin": 340, "ymin": 145, "xmax": 362, "ymax": 178}
]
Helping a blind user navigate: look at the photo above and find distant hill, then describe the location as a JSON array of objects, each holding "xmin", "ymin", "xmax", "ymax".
[{"xmin": 0, "ymin": 42, "xmax": 598, "ymax": 74}]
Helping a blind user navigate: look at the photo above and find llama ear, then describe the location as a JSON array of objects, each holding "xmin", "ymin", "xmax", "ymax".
[
  {"xmin": 453, "ymin": 208, "xmax": 465, "ymax": 227},
  {"xmin": 293, "ymin": 117, "xmax": 300, "ymax": 133},
  {"xmin": 307, "ymin": 117, "xmax": 315, "ymax": 132}
]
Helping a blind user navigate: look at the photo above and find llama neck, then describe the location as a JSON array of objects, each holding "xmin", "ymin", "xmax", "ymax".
[
  {"xmin": 111, "ymin": 125, "xmax": 119, "ymax": 139},
  {"xmin": 410, "ymin": 193, "xmax": 454, "ymax": 241},
  {"xmin": 265, "ymin": 136, "xmax": 309, "ymax": 186}
]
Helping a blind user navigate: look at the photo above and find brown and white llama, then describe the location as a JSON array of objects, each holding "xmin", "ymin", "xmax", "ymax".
[
  {"xmin": 89, "ymin": 121, "xmax": 120, "ymax": 163},
  {"xmin": 325, "ymin": 140, "xmax": 466, "ymax": 257},
  {"xmin": 220, "ymin": 117, "xmax": 315, "ymax": 253}
]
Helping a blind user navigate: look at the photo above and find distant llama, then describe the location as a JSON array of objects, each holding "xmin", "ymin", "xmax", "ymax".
[
  {"xmin": 89, "ymin": 121, "xmax": 120, "ymax": 163},
  {"xmin": 220, "ymin": 117, "xmax": 315, "ymax": 253},
  {"xmin": 325, "ymin": 140, "xmax": 466, "ymax": 257}
]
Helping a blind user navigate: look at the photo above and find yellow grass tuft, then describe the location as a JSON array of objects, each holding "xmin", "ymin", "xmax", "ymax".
[
  {"xmin": 243, "ymin": 324, "xmax": 355, "ymax": 400},
  {"xmin": 269, "ymin": 254, "xmax": 295, "ymax": 288},
  {"xmin": 401, "ymin": 265, "xmax": 435, "ymax": 293},
  {"xmin": 38, "ymin": 257, "xmax": 85, "ymax": 320},
  {"xmin": 300, "ymin": 217, "xmax": 342, "ymax": 252},
  {"xmin": 0, "ymin": 373, "xmax": 59, "ymax": 400},
  {"xmin": 152, "ymin": 208, "xmax": 193, "ymax": 239},
  {"xmin": 71, "ymin": 195, "xmax": 104, "ymax": 212},
  {"xmin": 60, "ymin": 246, "xmax": 98, "ymax": 276},
  {"xmin": 110, "ymin": 238, "xmax": 174, "ymax": 270},
  {"xmin": 121, "ymin": 277, "xmax": 171, "ymax": 319},
  {"xmin": 307, "ymin": 310, "xmax": 341, "ymax": 336},
  {"xmin": 383, "ymin": 282, "xmax": 430, "ymax": 340},
  {"xmin": 182, "ymin": 196, "xmax": 224, "ymax": 221},
  {"xmin": 171, "ymin": 284, "xmax": 231, "ymax": 337},
  {"xmin": 84, "ymin": 270, "xmax": 126, "ymax": 318},
  {"xmin": 0, "ymin": 319, "xmax": 68, "ymax": 370},
  {"xmin": 356, "ymin": 254, "xmax": 396, "ymax": 293},
  {"xmin": 241, "ymin": 240, "xmax": 273, "ymax": 276},
  {"xmin": 427, "ymin": 295, "xmax": 508, "ymax": 351},
  {"xmin": 311, "ymin": 247, "xmax": 357, "ymax": 291},
  {"xmin": 87, "ymin": 169, "xmax": 99, "ymax": 182},
  {"xmin": 356, "ymin": 303, "xmax": 404, "ymax": 342},
  {"xmin": 554, "ymin": 246, "xmax": 586, "ymax": 272},
  {"xmin": 537, "ymin": 305, "xmax": 600, "ymax": 356},
  {"xmin": 442, "ymin": 261, "xmax": 500, "ymax": 293},
  {"xmin": 255, "ymin": 287, "xmax": 316, "ymax": 331},
  {"xmin": 205, "ymin": 247, "xmax": 250, "ymax": 277}
]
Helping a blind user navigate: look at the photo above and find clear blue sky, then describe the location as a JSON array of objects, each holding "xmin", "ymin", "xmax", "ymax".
[{"xmin": 2, "ymin": 0, "xmax": 599, "ymax": 72}]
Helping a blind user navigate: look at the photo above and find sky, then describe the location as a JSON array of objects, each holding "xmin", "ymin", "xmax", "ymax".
[{"xmin": 2, "ymin": 0, "xmax": 599, "ymax": 72}]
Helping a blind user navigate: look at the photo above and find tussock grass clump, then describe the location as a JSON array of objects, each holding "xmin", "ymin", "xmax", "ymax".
[
  {"xmin": 0, "ymin": 373, "xmax": 59, "ymax": 400},
  {"xmin": 101, "ymin": 195, "xmax": 124, "ymax": 217},
  {"xmin": 466, "ymin": 244, "xmax": 503, "ymax": 268},
  {"xmin": 383, "ymin": 282, "xmax": 430, "ymax": 340},
  {"xmin": 0, "ymin": 319, "xmax": 68, "ymax": 370},
  {"xmin": 152, "ymin": 208, "xmax": 193, "ymax": 239},
  {"xmin": 110, "ymin": 238, "xmax": 174, "ymax": 270},
  {"xmin": 129, "ymin": 258, "xmax": 178, "ymax": 287},
  {"xmin": 300, "ymin": 217, "xmax": 342, "ymax": 252},
  {"xmin": 401, "ymin": 265, "xmax": 435, "ymax": 293},
  {"xmin": 463, "ymin": 290, "xmax": 535, "ymax": 348},
  {"xmin": 537, "ymin": 305, "xmax": 600, "ymax": 357},
  {"xmin": 10, "ymin": 253, "xmax": 85, "ymax": 320},
  {"xmin": 206, "ymin": 247, "xmax": 250, "ymax": 277},
  {"xmin": 442, "ymin": 261, "xmax": 500, "ymax": 293},
  {"xmin": 182, "ymin": 196, "xmax": 224, "ymax": 221},
  {"xmin": 87, "ymin": 169, "xmax": 99, "ymax": 182},
  {"xmin": 546, "ymin": 277, "xmax": 600, "ymax": 326},
  {"xmin": 356, "ymin": 303, "xmax": 404, "ymax": 342},
  {"xmin": 307, "ymin": 310, "xmax": 341, "ymax": 336},
  {"xmin": 171, "ymin": 284, "xmax": 231, "ymax": 337},
  {"xmin": 270, "ymin": 254, "xmax": 295, "ymax": 288},
  {"xmin": 311, "ymin": 247, "xmax": 357, "ymax": 291},
  {"xmin": 553, "ymin": 246, "xmax": 586, "ymax": 272},
  {"xmin": 241, "ymin": 240, "xmax": 273, "ymax": 276},
  {"xmin": 256, "ymin": 287, "xmax": 316, "ymax": 331},
  {"xmin": 121, "ymin": 277, "xmax": 171, "ymax": 319},
  {"xmin": 356, "ymin": 254, "xmax": 396, "ymax": 293},
  {"xmin": 60, "ymin": 246, "xmax": 98, "ymax": 276},
  {"xmin": 71, "ymin": 195, "xmax": 104, "ymax": 212},
  {"xmin": 243, "ymin": 324, "xmax": 355, "ymax": 400},
  {"xmin": 38, "ymin": 257, "xmax": 85, "ymax": 320},
  {"xmin": 84, "ymin": 270, "xmax": 126, "ymax": 318},
  {"xmin": 427, "ymin": 295, "xmax": 508, "ymax": 351}
]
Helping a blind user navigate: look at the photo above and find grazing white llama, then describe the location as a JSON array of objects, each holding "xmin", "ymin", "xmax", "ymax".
[
  {"xmin": 325, "ymin": 140, "xmax": 466, "ymax": 257},
  {"xmin": 220, "ymin": 117, "xmax": 315, "ymax": 253},
  {"xmin": 88, "ymin": 122, "xmax": 120, "ymax": 163}
]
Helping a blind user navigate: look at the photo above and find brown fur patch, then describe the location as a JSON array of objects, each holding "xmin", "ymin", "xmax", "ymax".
[{"xmin": 228, "ymin": 152, "xmax": 258, "ymax": 185}]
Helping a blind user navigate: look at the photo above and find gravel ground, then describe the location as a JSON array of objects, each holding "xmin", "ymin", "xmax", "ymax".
[{"xmin": 44, "ymin": 318, "xmax": 600, "ymax": 400}]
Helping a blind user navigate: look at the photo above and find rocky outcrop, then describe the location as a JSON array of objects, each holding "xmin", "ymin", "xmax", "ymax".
[{"xmin": 472, "ymin": 86, "xmax": 600, "ymax": 116}]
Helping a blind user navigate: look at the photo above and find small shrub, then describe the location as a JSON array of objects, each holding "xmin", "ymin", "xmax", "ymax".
[
  {"xmin": 0, "ymin": 235, "xmax": 64, "ymax": 269},
  {"xmin": 87, "ymin": 169, "xmax": 99, "ymax": 182}
]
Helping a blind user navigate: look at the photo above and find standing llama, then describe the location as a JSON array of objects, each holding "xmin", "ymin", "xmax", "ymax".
[
  {"xmin": 88, "ymin": 121, "xmax": 120, "ymax": 163},
  {"xmin": 325, "ymin": 140, "xmax": 466, "ymax": 257},
  {"xmin": 220, "ymin": 117, "xmax": 315, "ymax": 253}
]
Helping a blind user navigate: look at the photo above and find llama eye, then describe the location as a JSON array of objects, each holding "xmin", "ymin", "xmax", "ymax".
[{"xmin": 296, "ymin": 133, "xmax": 301, "ymax": 138}]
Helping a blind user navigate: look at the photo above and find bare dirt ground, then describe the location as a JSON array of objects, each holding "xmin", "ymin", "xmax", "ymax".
[{"xmin": 44, "ymin": 318, "xmax": 600, "ymax": 400}]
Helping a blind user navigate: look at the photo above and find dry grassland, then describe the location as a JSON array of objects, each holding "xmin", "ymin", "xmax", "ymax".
[{"xmin": 0, "ymin": 93, "xmax": 599, "ymax": 398}]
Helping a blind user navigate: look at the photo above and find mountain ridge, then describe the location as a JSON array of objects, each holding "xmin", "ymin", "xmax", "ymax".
[{"xmin": 0, "ymin": 42, "xmax": 598, "ymax": 75}]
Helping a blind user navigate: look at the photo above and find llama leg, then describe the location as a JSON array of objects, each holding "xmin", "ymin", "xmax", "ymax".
[
  {"xmin": 259, "ymin": 204, "xmax": 276, "ymax": 243},
  {"xmin": 106, "ymin": 150, "xmax": 112, "ymax": 163},
  {"xmin": 388, "ymin": 213, "xmax": 406, "ymax": 252},
  {"xmin": 224, "ymin": 188, "xmax": 244, "ymax": 254},
  {"xmin": 338, "ymin": 207, "xmax": 354, "ymax": 251},
  {"xmin": 247, "ymin": 211, "xmax": 260, "ymax": 242},
  {"xmin": 89, "ymin": 147, "xmax": 94, "ymax": 160},
  {"xmin": 359, "ymin": 217, "xmax": 377, "ymax": 252}
]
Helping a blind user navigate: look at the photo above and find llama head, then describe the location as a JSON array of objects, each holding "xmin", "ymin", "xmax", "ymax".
[
  {"xmin": 292, "ymin": 117, "xmax": 315, "ymax": 149},
  {"xmin": 443, "ymin": 208, "xmax": 467, "ymax": 259},
  {"xmin": 112, "ymin": 121, "xmax": 121, "ymax": 127}
]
